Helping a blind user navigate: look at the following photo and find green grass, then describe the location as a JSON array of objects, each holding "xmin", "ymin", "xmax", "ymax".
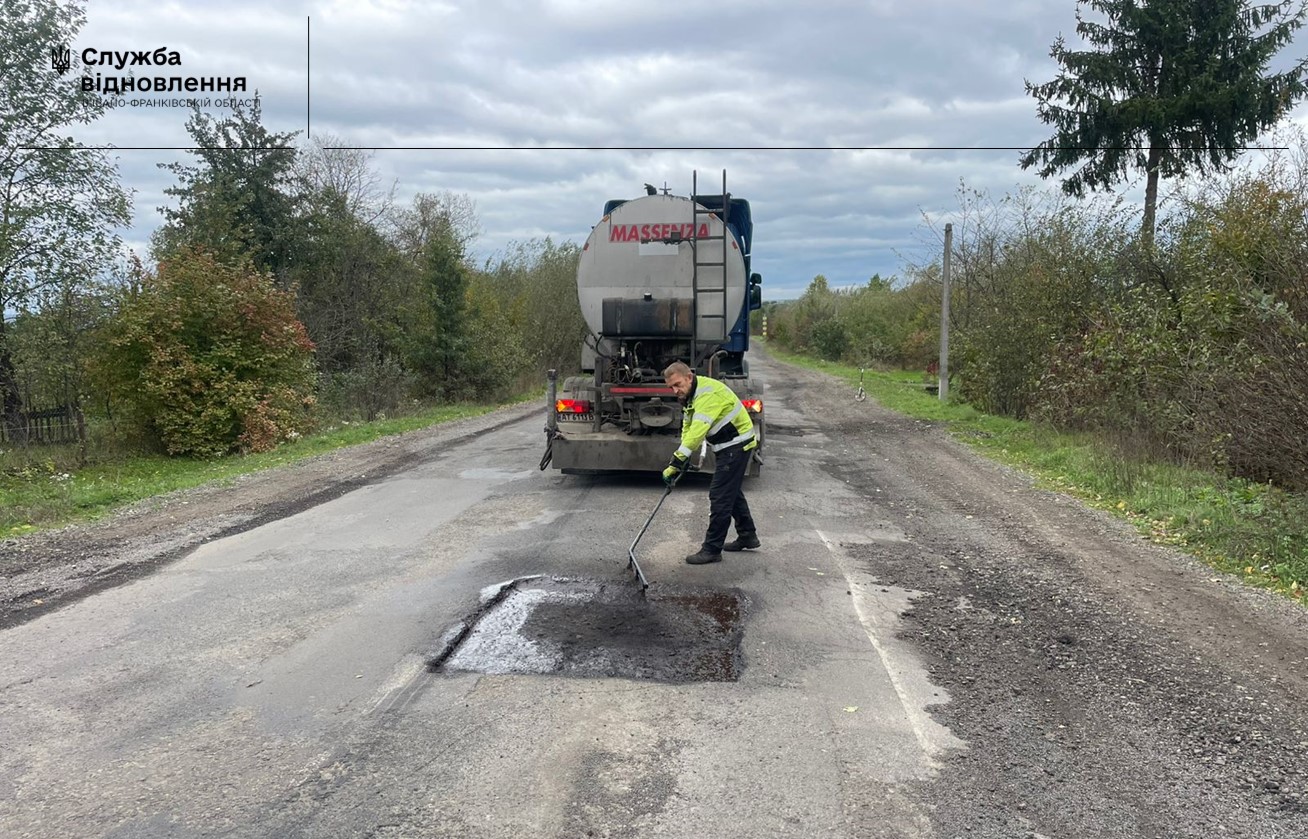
[
  {"xmin": 0, "ymin": 394, "xmax": 537, "ymax": 540},
  {"xmin": 764, "ymin": 341, "xmax": 1308, "ymax": 603}
]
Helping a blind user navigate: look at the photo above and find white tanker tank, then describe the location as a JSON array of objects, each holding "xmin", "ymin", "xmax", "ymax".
[
  {"xmin": 542, "ymin": 173, "xmax": 765, "ymax": 476},
  {"xmin": 576, "ymin": 193, "xmax": 748, "ymax": 364}
]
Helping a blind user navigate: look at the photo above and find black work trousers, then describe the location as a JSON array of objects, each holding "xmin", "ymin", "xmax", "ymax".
[{"xmin": 702, "ymin": 443, "xmax": 756, "ymax": 554}]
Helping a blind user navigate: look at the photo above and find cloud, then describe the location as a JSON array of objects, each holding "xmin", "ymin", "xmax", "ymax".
[{"xmin": 44, "ymin": 0, "xmax": 1308, "ymax": 300}]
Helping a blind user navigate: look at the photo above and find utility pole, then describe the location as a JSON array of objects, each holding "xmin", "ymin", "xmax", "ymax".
[{"xmin": 938, "ymin": 223, "xmax": 952, "ymax": 402}]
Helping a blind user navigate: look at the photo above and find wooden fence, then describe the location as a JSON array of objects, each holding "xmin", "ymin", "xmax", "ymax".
[{"xmin": 0, "ymin": 406, "xmax": 83, "ymax": 446}]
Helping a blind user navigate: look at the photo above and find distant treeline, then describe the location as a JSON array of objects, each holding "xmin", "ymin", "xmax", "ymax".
[
  {"xmin": 767, "ymin": 133, "xmax": 1308, "ymax": 491},
  {"xmin": 4, "ymin": 100, "xmax": 586, "ymax": 462}
]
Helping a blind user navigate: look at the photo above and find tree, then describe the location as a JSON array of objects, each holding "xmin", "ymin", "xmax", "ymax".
[
  {"xmin": 97, "ymin": 250, "xmax": 316, "ymax": 458},
  {"xmin": 1020, "ymin": 0, "xmax": 1308, "ymax": 245},
  {"xmin": 480, "ymin": 237, "xmax": 585, "ymax": 376},
  {"xmin": 386, "ymin": 191, "xmax": 484, "ymax": 400},
  {"xmin": 0, "ymin": 0, "xmax": 130, "ymax": 441},
  {"xmin": 866, "ymin": 273, "xmax": 893, "ymax": 293},
  {"xmin": 389, "ymin": 190, "xmax": 480, "ymax": 257},
  {"xmin": 8, "ymin": 275, "xmax": 116, "ymax": 430},
  {"xmin": 293, "ymin": 133, "xmax": 394, "ymax": 226},
  {"xmin": 406, "ymin": 233, "xmax": 471, "ymax": 399},
  {"xmin": 286, "ymin": 137, "xmax": 409, "ymax": 415},
  {"xmin": 152, "ymin": 97, "xmax": 299, "ymax": 278}
]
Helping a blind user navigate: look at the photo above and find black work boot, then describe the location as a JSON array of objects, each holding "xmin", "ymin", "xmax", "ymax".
[
  {"xmin": 723, "ymin": 533, "xmax": 761, "ymax": 552},
  {"xmin": 685, "ymin": 549, "xmax": 722, "ymax": 565}
]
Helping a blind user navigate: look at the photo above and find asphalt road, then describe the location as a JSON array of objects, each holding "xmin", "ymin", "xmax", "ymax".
[{"xmin": 2, "ymin": 351, "xmax": 1305, "ymax": 838}]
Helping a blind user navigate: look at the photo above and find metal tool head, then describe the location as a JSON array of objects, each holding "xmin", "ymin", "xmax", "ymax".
[{"xmin": 626, "ymin": 485, "xmax": 671, "ymax": 592}]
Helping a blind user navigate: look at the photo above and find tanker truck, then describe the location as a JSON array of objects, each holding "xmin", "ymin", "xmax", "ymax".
[{"xmin": 542, "ymin": 172, "xmax": 765, "ymax": 476}]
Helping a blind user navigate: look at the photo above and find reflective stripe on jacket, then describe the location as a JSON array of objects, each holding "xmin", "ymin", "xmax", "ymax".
[{"xmin": 672, "ymin": 375, "xmax": 757, "ymax": 461}]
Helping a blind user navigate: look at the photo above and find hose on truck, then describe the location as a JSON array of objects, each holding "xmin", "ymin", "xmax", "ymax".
[
  {"xmin": 539, "ymin": 427, "xmax": 560, "ymax": 471},
  {"xmin": 541, "ymin": 367, "xmax": 560, "ymax": 471}
]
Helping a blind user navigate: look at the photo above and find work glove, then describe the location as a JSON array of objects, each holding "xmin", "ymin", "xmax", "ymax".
[{"xmin": 662, "ymin": 456, "xmax": 687, "ymax": 487}]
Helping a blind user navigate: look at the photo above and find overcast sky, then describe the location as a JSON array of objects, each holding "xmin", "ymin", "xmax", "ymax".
[{"xmin": 56, "ymin": 0, "xmax": 1308, "ymax": 299}]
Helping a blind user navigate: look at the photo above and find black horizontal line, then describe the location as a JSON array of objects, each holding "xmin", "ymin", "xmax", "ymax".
[
  {"xmin": 19, "ymin": 146, "xmax": 296, "ymax": 151},
  {"xmin": 320, "ymin": 145, "xmax": 1283, "ymax": 152},
  {"xmin": 18, "ymin": 144, "xmax": 1287, "ymax": 152}
]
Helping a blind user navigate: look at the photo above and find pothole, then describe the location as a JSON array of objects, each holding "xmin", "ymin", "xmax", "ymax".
[{"xmin": 429, "ymin": 576, "xmax": 747, "ymax": 683}]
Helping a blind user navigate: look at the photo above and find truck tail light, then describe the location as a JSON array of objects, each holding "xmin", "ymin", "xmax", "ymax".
[
  {"xmin": 556, "ymin": 398, "xmax": 593, "ymax": 413},
  {"xmin": 741, "ymin": 398, "xmax": 763, "ymax": 413}
]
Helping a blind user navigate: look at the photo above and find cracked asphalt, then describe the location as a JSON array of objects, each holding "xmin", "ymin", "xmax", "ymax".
[{"xmin": 1, "ymin": 349, "xmax": 1304, "ymax": 838}]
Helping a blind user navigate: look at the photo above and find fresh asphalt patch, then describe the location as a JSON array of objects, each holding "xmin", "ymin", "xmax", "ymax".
[{"xmin": 429, "ymin": 575, "xmax": 747, "ymax": 683}]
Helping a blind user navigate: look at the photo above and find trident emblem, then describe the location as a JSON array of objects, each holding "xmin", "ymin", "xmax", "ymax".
[{"xmin": 50, "ymin": 46, "xmax": 71, "ymax": 74}]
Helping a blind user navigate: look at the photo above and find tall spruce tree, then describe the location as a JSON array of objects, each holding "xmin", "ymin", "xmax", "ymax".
[
  {"xmin": 1020, "ymin": 0, "xmax": 1308, "ymax": 245},
  {"xmin": 153, "ymin": 97, "xmax": 299, "ymax": 279},
  {"xmin": 409, "ymin": 233, "xmax": 470, "ymax": 399}
]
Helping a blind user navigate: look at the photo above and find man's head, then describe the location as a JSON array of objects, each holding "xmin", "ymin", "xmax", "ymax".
[{"xmin": 662, "ymin": 361, "xmax": 694, "ymax": 400}]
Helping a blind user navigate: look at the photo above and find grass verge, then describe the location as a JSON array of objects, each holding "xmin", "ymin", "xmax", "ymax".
[
  {"xmin": 1, "ymin": 395, "xmax": 536, "ymax": 540},
  {"xmin": 764, "ymin": 342, "xmax": 1307, "ymax": 603}
]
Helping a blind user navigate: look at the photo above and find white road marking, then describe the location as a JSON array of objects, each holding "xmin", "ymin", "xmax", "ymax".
[
  {"xmin": 816, "ymin": 528, "xmax": 963, "ymax": 761},
  {"xmin": 365, "ymin": 655, "xmax": 428, "ymax": 715}
]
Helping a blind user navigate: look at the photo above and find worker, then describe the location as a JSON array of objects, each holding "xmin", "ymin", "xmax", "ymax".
[{"xmin": 660, "ymin": 361, "xmax": 760, "ymax": 564}]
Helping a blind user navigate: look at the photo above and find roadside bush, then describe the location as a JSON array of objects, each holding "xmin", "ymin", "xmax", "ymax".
[
  {"xmin": 809, "ymin": 318, "xmax": 849, "ymax": 361},
  {"xmin": 317, "ymin": 357, "xmax": 414, "ymax": 422},
  {"xmin": 1032, "ymin": 152, "xmax": 1308, "ymax": 489},
  {"xmin": 953, "ymin": 195, "xmax": 1123, "ymax": 418},
  {"xmin": 95, "ymin": 250, "xmax": 317, "ymax": 458},
  {"xmin": 1158, "ymin": 171, "xmax": 1308, "ymax": 488},
  {"xmin": 832, "ymin": 275, "xmax": 915, "ymax": 367},
  {"xmin": 461, "ymin": 272, "xmax": 533, "ymax": 398},
  {"xmin": 768, "ymin": 271, "xmax": 942, "ymax": 373},
  {"xmin": 478, "ymin": 238, "xmax": 585, "ymax": 378}
]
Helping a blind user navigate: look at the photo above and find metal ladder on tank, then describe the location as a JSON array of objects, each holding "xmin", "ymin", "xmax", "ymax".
[{"xmin": 690, "ymin": 169, "xmax": 730, "ymax": 372}]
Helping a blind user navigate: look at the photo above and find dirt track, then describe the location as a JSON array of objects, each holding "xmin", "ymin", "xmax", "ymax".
[{"xmin": 765, "ymin": 352, "xmax": 1308, "ymax": 837}]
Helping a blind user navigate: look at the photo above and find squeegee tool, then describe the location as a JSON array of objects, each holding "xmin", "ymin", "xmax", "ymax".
[{"xmin": 627, "ymin": 485, "xmax": 672, "ymax": 592}]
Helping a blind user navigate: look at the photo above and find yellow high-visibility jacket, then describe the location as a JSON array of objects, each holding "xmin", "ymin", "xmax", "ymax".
[{"xmin": 671, "ymin": 375, "xmax": 757, "ymax": 463}]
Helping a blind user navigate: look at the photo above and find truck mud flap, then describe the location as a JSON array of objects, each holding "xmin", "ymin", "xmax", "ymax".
[
  {"xmin": 552, "ymin": 435, "xmax": 675, "ymax": 472},
  {"xmin": 551, "ymin": 434, "xmax": 762, "ymax": 477}
]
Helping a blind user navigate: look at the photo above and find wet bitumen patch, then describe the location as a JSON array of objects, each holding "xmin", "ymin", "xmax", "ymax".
[{"xmin": 429, "ymin": 576, "xmax": 747, "ymax": 683}]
